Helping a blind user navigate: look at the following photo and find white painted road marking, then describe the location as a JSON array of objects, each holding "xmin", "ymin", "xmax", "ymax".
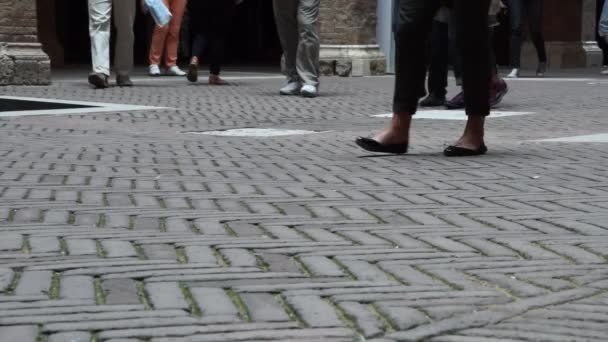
[{"xmin": 373, "ymin": 110, "xmax": 535, "ymax": 121}]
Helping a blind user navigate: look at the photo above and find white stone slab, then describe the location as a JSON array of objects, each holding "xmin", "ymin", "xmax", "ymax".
[
  {"xmin": 537, "ymin": 133, "xmax": 608, "ymax": 143},
  {"xmin": 186, "ymin": 128, "xmax": 327, "ymax": 137},
  {"xmin": 373, "ymin": 110, "xmax": 535, "ymax": 121},
  {"xmin": 0, "ymin": 96, "xmax": 166, "ymax": 117}
]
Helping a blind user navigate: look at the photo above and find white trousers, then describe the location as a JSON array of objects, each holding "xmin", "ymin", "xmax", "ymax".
[{"xmin": 88, "ymin": 0, "xmax": 136, "ymax": 76}]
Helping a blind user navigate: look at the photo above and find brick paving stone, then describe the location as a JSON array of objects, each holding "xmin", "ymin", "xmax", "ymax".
[
  {"xmin": 1, "ymin": 71, "xmax": 608, "ymax": 341},
  {"xmin": 145, "ymin": 282, "xmax": 189, "ymax": 310},
  {"xmin": 60, "ymin": 276, "xmax": 95, "ymax": 301},
  {"xmin": 0, "ymin": 325, "xmax": 38, "ymax": 342},
  {"xmin": 14, "ymin": 270, "xmax": 53, "ymax": 296},
  {"xmin": 48, "ymin": 331, "xmax": 91, "ymax": 342}
]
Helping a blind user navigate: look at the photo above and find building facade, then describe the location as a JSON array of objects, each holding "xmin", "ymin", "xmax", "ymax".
[{"xmin": 0, "ymin": 0, "xmax": 603, "ymax": 85}]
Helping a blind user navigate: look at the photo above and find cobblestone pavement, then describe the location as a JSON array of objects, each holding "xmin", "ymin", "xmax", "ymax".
[{"xmin": 1, "ymin": 68, "xmax": 608, "ymax": 342}]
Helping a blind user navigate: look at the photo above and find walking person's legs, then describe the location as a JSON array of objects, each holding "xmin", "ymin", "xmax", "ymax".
[
  {"xmin": 421, "ymin": 20, "xmax": 449, "ymax": 107},
  {"xmin": 207, "ymin": 0, "xmax": 236, "ymax": 85},
  {"xmin": 356, "ymin": 0, "xmax": 441, "ymax": 154},
  {"xmin": 113, "ymin": 0, "xmax": 136, "ymax": 86},
  {"xmin": 295, "ymin": 0, "xmax": 320, "ymax": 97},
  {"xmin": 445, "ymin": 0, "xmax": 491, "ymax": 155},
  {"xmin": 273, "ymin": 0, "xmax": 302, "ymax": 95},
  {"xmin": 149, "ymin": 0, "xmax": 171, "ymax": 75},
  {"xmin": 526, "ymin": 0, "xmax": 548, "ymax": 76},
  {"xmin": 164, "ymin": 0, "xmax": 187, "ymax": 75},
  {"xmin": 88, "ymin": 0, "xmax": 112, "ymax": 88},
  {"xmin": 507, "ymin": 0, "xmax": 524, "ymax": 77}
]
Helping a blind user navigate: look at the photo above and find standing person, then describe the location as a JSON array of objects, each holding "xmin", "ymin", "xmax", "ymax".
[
  {"xmin": 419, "ymin": 7, "xmax": 451, "ymax": 107},
  {"xmin": 146, "ymin": 0, "xmax": 188, "ymax": 76},
  {"xmin": 599, "ymin": 0, "xmax": 608, "ymax": 75},
  {"xmin": 446, "ymin": 0, "xmax": 509, "ymax": 109},
  {"xmin": 356, "ymin": 0, "xmax": 492, "ymax": 157},
  {"xmin": 273, "ymin": 0, "xmax": 320, "ymax": 98},
  {"xmin": 87, "ymin": 0, "xmax": 136, "ymax": 89},
  {"xmin": 187, "ymin": 0, "xmax": 238, "ymax": 85},
  {"xmin": 506, "ymin": 0, "xmax": 547, "ymax": 78}
]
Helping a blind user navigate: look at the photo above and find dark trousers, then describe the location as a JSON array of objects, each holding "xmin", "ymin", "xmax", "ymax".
[
  {"xmin": 598, "ymin": 0, "xmax": 608, "ymax": 65},
  {"xmin": 508, "ymin": 0, "xmax": 547, "ymax": 68},
  {"xmin": 189, "ymin": 0, "xmax": 236, "ymax": 75},
  {"xmin": 394, "ymin": 0, "xmax": 491, "ymax": 116},
  {"xmin": 427, "ymin": 20, "xmax": 449, "ymax": 97}
]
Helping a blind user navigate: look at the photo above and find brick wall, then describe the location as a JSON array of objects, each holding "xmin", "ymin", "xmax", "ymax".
[
  {"xmin": 319, "ymin": 0, "xmax": 377, "ymax": 45},
  {"xmin": 0, "ymin": 0, "xmax": 38, "ymax": 43}
]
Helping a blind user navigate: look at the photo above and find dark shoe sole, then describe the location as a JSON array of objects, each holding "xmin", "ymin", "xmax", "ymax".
[
  {"xmin": 88, "ymin": 74, "xmax": 108, "ymax": 89},
  {"xmin": 187, "ymin": 64, "xmax": 198, "ymax": 83},
  {"xmin": 444, "ymin": 144, "xmax": 488, "ymax": 157},
  {"xmin": 355, "ymin": 137, "xmax": 408, "ymax": 154}
]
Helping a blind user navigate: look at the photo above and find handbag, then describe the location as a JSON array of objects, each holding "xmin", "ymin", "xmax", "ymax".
[{"xmin": 144, "ymin": 0, "xmax": 172, "ymax": 27}]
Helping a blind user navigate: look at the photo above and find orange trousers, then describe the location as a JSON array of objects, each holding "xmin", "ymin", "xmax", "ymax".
[{"xmin": 149, "ymin": 0, "xmax": 187, "ymax": 67}]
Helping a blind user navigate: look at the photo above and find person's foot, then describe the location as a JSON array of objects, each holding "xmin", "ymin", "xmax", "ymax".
[
  {"xmin": 209, "ymin": 74, "xmax": 228, "ymax": 85},
  {"xmin": 444, "ymin": 116, "xmax": 486, "ymax": 157},
  {"xmin": 489, "ymin": 78, "xmax": 509, "ymax": 108},
  {"xmin": 88, "ymin": 73, "xmax": 109, "ymax": 89},
  {"xmin": 356, "ymin": 113, "xmax": 411, "ymax": 154},
  {"xmin": 506, "ymin": 68, "xmax": 520, "ymax": 78},
  {"xmin": 536, "ymin": 62, "xmax": 547, "ymax": 77},
  {"xmin": 116, "ymin": 74, "xmax": 133, "ymax": 87},
  {"xmin": 420, "ymin": 93, "xmax": 446, "ymax": 107},
  {"xmin": 601, "ymin": 66, "xmax": 608, "ymax": 76},
  {"xmin": 149, "ymin": 64, "xmax": 161, "ymax": 77},
  {"xmin": 279, "ymin": 81, "xmax": 302, "ymax": 95},
  {"xmin": 445, "ymin": 91, "xmax": 465, "ymax": 110},
  {"xmin": 187, "ymin": 63, "xmax": 198, "ymax": 83},
  {"xmin": 300, "ymin": 84, "xmax": 319, "ymax": 98},
  {"xmin": 166, "ymin": 66, "xmax": 186, "ymax": 76}
]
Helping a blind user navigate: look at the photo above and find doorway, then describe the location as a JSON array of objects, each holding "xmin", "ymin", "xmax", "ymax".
[{"xmin": 38, "ymin": 0, "xmax": 282, "ymax": 68}]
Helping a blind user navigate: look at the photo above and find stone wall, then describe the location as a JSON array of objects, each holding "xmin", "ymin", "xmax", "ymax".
[
  {"xmin": 319, "ymin": 0, "xmax": 386, "ymax": 76},
  {"xmin": 319, "ymin": 0, "xmax": 378, "ymax": 45},
  {"xmin": 0, "ymin": 0, "xmax": 50, "ymax": 85}
]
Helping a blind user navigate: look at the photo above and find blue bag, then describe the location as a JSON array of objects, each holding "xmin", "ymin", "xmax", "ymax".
[{"xmin": 144, "ymin": 0, "xmax": 172, "ymax": 27}]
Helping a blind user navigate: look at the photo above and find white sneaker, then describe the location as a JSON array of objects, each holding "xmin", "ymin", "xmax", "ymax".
[
  {"xmin": 300, "ymin": 84, "xmax": 319, "ymax": 98},
  {"xmin": 279, "ymin": 81, "xmax": 302, "ymax": 95},
  {"xmin": 166, "ymin": 66, "xmax": 186, "ymax": 76},
  {"xmin": 149, "ymin": 64, "xmax": 161, "ymax": 76},
  {"xmin": 601, "ymin": 66, "xmax": 608, "ymax": 76},
  {"xmin": 506, "ymin": 68, "xmax": 520, "ymax": 78}
]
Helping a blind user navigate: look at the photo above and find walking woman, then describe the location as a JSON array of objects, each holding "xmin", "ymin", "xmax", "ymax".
[
  {"xmin": 187, "ymin": 0, "xmax": 240, "ymax": 85},
  {"xmin": 145, "ymin": 0, "xmax": 188, "ymax": 76},
  {"xmin": 356, "ymin": 0, "xmax": 492, "ymax": 157},
  {"xmin": 506, "ymin": 0, "xmax": 547, "ymax": 78}
]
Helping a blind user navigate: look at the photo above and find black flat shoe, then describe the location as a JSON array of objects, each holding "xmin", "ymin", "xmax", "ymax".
[
  {"xmin": 355, "ymin": 137, "xmax": 408, "ymax": 154},
  {"xmin": 443, "ymin": 144, "xmax": 488, "ymax": 157}
]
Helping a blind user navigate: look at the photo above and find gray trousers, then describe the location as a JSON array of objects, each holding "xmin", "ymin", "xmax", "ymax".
[
  {"xmin": 88, "ymin": 0, "xmax": 136, "ymax": 76},
  {"xmin": 272, "ymin": 0, "xmax": 320, "ymax": 87}
]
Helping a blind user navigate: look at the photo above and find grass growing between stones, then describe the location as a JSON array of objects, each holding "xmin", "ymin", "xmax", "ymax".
[
  {"xmin": 226, "ymin": 289, "xmax": 251, "ymax": 322},
  {"xmin": 180, "ymin": 282, "xmax": 202, "ymax": 317},
  {"xmin": 175, "ymin": 246, "xmax": 188, "ymax": 264},
  {"xmin": 48, "ymin": 272, "xmax": 61, "ymax": 299},
  {"xmin": 0, "ymin": 270, "xmax": 22, "ymax": 295},
  {"xmin": 93, "ymin": 277, "xmax": 106, "ymax": 305},
  {"xmin": 275, "ymin": 294, "xmax": 306, "ymax": 327},
  {"xmin": 135, "ymin": 280, "xmax": 153, "ymax": 310}
]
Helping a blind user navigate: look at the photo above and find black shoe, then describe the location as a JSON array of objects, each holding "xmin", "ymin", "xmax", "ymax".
[
  {"xmin": 116, "ymin": 74, "xmax": 133, "ymax": 87},
  {"xmin": 88, "ymin": 73, "xmax": 109, "ymax": 89},
  {"xmin": 187, "ymin": 63, "xmax": 198, "ymax": 83},
  {"xmin": 420, "ymin": 93, "xmax": 446, "ymax": 107},
  {"xmin": 355, "ymin": 137, "xmax": 408, "ymax": 154},
  {"xmin": 443, "ymin": 144, "xmax": 488, "ymax": 157}
]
